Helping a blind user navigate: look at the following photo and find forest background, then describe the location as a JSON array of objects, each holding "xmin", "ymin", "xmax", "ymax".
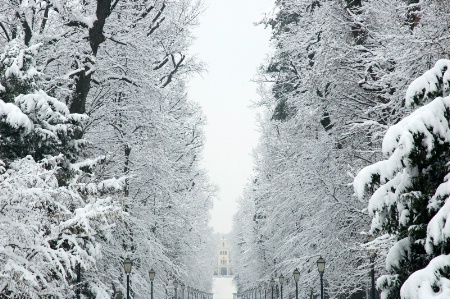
[
  {"xmin": 230, "ymin": 1, "xmax": 450, "ymax": 299},
  {"xmin": 0, "ymin": 0, "xmax": 216, "ymax": 297}
]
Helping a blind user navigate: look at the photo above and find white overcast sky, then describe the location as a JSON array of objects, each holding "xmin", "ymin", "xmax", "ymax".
[{"xmin": 188, "ymin": 0, "xmax": 274, "ymax": 234}]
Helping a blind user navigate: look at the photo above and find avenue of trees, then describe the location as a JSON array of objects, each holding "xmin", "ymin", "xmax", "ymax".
[
  {"xmin": 230, "ymin": 1, "xmax": 450, "ymax": 299},
  {"xmin": 0, "ymin": 0, "xmax": 215, "ymax": 298}
]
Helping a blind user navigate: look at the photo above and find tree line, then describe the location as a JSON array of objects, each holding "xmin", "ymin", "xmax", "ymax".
[
  {"xmin": 0, "ymin": 0, "xmax": 215, "ymax": 297},
  {"xmin": 231, "ymin": 1, "xmax": 450, "ymax": 299}
]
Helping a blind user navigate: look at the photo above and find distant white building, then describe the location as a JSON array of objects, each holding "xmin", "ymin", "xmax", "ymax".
[{"xmin": 214, "ymin": 239, "xmax": 232, "ymax": 276}]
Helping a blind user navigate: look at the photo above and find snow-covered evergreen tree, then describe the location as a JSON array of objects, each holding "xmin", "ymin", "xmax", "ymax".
[
  {"xmin": 0, "ymin": 38, "xmax": 126, "ymax": 297},
  {"xmin": 0, "ymin": 39, "xmax": 84, "ymax": 166},
  {"xmin": 0, "ymin": 154, "xmax": 123, "ymax": 297},
  {"xmin": 354, "ymin": 59, "xmax": 450, "ymax": 299}
]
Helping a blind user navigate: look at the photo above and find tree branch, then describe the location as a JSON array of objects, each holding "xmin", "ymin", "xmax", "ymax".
[
  {"xmin": 65, "ymin": 20, "xmax": 89, "ymax": 28},
  {"xmin": 160, "ymin": 54, "xmax": 185, "ymax": 88},
  {"xmin": 16, "ymin": 11, "xmax": 32, "ymax": 45},
  {"xmin": 0, "ymin": 21, "xmax": 10, "ymax": 41},
  {"xmin": 40, "ymin": 4, "xmax": 52, "ymax": 34},
  {"xmin": 153, "ymin": 57, "xmax": 169, "ymax": 70},
  {"xmin": 147, "ymin": 2, "xmax": 166, "ymax": 36}
]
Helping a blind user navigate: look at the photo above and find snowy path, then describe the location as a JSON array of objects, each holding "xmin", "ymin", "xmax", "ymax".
[{"xmin": 213, "ymin": 277, "xmax": 236, "ymax": 299}]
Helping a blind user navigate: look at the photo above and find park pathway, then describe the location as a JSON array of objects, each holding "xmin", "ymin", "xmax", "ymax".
[{"xmin": 212, "ymin": 277, "xmax": 236, "ymax": 299}]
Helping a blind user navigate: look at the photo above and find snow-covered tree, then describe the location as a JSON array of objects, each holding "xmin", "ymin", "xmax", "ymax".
[
  {"xmin": 1, "ymin": 0, "xmax": 216, "ymax": 295},
  {"xmin": 0, "ymin": 37, "xmax": 127, "ymax": 297},
  {"xmin": 354, "ymin": 59, "xmax": 450, "ymax": 299},
  {"xmin": 0, "ymin": 155, "xmax": 123, "ymax": 297},
  {"xmin": 232, "ymin": 1, "xmax": 450, "ymax": 298},
  {"xmin": 0, "ymin": 39, "xmax": 84, "ymax": 166}
]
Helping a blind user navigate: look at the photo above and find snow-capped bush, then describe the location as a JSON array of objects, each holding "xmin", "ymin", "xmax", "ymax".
[{"xmin": 0, "ymin": 155, "xmax": 122, "ymax": 297}]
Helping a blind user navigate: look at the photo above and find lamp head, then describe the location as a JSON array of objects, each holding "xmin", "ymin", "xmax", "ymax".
[
  {"xmin": 149, "ymin": 268, "xmax": 156, "ymax": 281},
  {"xmin": 293, "ymin": 268, "xmax": 300, "ymax": 282},
  {"xmin": 317, "ymin": 256, "xmax": 325, "ymax": 274},
  {"xmin": 123, "ymin": 257, "xmax": 132, "ymax": 274},
  {"xmin": 279, "ymin": 273, "xmax": 284, "ymax": 284},
  {"xmin": 270, "ymin": 278, "xmax": 275, "ymax": 287}
]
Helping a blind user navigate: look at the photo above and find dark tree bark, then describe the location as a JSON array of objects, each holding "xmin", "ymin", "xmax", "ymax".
[
  {"xmin": 69, "ymin": 0, "xmax": 114, "ymax": 114},
  {"xmin": 124, "ymin": 144, "xmax": 131, "ymax": 197},
  {"xmin": 345, "ymin": 0, "xmax": 367, "ymax": 45},
  {"xmin": 16, "ymin": 12, "xmax": 32, "ymax": 46},
  {"xmin": 406, "ymin": 0, "xmax": 421, "ymax": 30}
]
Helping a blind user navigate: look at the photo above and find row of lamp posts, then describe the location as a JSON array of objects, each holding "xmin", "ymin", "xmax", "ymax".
[
  {"xmin": 124, "ymin": 257, "xmax": 155, "ymax": 299},
  {"xmin": 172, "ymin": 280, "xmax": 212, "ymax": 299},
  {"xmin": 80, "ymin": 254, "xmax": 374, "ymax": 298},
  {"xmin": 124, "ymin": 257, "xmax": 211, "ymax": 299},
  {"xmin": 241, "ymin": 257, "xmax": 326, "ymax": 299},
  {"xmin": 242, "ymin": 254, "xmax": 377, "ymax": 299}
]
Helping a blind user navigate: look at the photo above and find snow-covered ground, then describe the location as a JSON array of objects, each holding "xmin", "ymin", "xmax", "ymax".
[{"xmin": 213, "ymin": 277, "xmax": 236, "ymax": 299}]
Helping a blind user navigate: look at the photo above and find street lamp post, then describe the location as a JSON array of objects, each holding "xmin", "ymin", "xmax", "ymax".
[
  {"xmin": 278, "ymin": 274, "xmax": 284, "ymax": 299},
  {"xmin": 371, "ymin": 263, "xmax": 375, "ymax": 299},
  {"xmin": 149, "ymin": 269, "xmax": 156, "ymax": 299},
  {"xmin": 270, "ymin": 278, "xmax": 275, "ymax": 299},
  {"xmin": 368, "ymin": 236, "xmax": 377, "ymax": 299},
  {"xmin": 174, "ymin": 280, "xmax": 179, "ymax": 299},
  {"xmin": 316, "ymin": 257, "xmax": 325, "ymax": 299},
  {"xmin": 293, "ymin": 269, "xmax": 300, "ymax": 299},
  {"xmin": 182, "ymin": 283, "xmax": 186, "ymax": 299},
  {"xmin": 76, "ymin": 262, "xmax": 81, "ymax": 299},
  {"xmin": 124, "ymin": 258, "xmax": 133, "ymax": 299}
]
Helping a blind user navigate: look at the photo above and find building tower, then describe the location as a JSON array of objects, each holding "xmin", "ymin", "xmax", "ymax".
[{"xmin": 215, "ymin": 239, "xmax": 232, "ymax": 276}]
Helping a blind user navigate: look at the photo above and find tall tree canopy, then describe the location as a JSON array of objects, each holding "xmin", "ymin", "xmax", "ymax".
[
  {"xmin": 0, "ymin": 0, "xmax": 215, "ymax": 297},
  {"xmin": 231, "ymin": 1, "xmax": 450, "ymax": 298}
]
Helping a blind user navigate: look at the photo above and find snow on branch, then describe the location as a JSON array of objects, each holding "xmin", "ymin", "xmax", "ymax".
[
  {"xmin": 406, "ymin": 59, "xmax": 450, "ymax": 107},
  {"xmin": 97, "ymin": 176, "xmax": 128, "ymax": 193},
  {"xmin": 354, "ymin": 96, "xmax": 450, "ymax": 205},
  {"xmin": 15, "ymin": 90, "xmax": 70, "ymax": 117},
  {"xmin": 0, "ymin": 99, "xmax": 34, "ymax": 134},
  {"xmin": 0, "ymin": 155, "xmax": 123, "ymax": 296},
  {"xmin": 386, "ymin": 238, "xmax": 411, "ymax": 272},
  {"xmin": 400, "ymin": 254, "xmax": 450, "ymax": 299},
  {"xmin": 382, "ymin": 95, "xmax": 450, "ymax": 156},
  {"xmin": 71, "ymin": 156, "xmax": 107, "ymax": 172},
  {"xmin": 1, "ymin": 40, "xmax": 42, "ymax": 81},
  {"xmin": 426, "ymin": 192, "xmax": 450, "ymax": 255}
]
